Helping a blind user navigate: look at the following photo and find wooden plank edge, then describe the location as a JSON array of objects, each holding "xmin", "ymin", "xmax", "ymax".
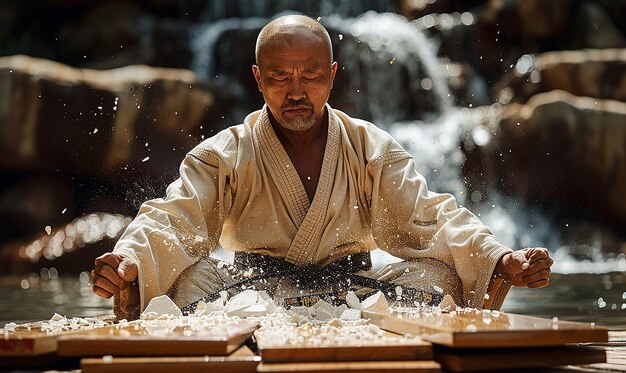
[
  {"xmin": 81, "ymin": 355, "xmax": 262, "ymax": 373},
  {"xmin": 257, "ymin": 360, "xmax": 442, "ymax": 373},
  {"xmin": 259, "ymin": 343, "xmax": 433, "ymax": 362}
]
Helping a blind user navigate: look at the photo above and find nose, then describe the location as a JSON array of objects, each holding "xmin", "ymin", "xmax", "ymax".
[{"xmin": 286, "ymin": 78, "xmax": 306, "ymax": 101}]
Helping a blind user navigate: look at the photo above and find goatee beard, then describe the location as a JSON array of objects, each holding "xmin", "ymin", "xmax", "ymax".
[{"xmin": 281, "ymin": 114, "xmax": 318, "ymax": 131}]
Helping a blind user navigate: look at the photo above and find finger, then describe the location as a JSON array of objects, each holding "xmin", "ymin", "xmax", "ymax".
[
  {"xmin": 528, "ymin": 248, "xmax": 550, "ymax": 262},
  {"xmin": 96, "ymin": 264, "xmax": 125, "ymax": 289},
  {"xmin": 93, "ymin": 274, "xmax": 121, "ymax": 295},
  {"xmin": 95, "ymin": 253, "xmax": 121, "ymax": 270},
  {"xmin": 93, "ymin": 287, "xmax": 114, "ymax": 299},
  {"xmin": 118, "ymin": 259, "xmax": 138, "ymax": 282},
  {"xmin": 527, "ymin": 278, "xmax": 550, "ymax": 288},
  {"xmin": 521, "ymin": 268, "xmax": 551, "ymax": 284},
  {"xmin": 525, "ymin": 258, "xmax": 553, "ymax": 274}
]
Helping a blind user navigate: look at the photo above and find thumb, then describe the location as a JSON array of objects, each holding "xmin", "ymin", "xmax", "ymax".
[
  {"xmin": 507, "ymin": 251, "xmax": 530, "ymax": 274},
  {"xmin": 117, "ymin": 258, "xmax": 138, "ymax": 282}
]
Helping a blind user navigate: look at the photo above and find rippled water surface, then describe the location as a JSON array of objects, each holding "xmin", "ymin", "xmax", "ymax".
[{"xmin": 1, "ymin": 272, "xmax": 623, "ymax": 329}]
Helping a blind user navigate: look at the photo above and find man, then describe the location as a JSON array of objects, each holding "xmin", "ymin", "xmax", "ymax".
[{"xmin": 92, "ymin": 15, "xmax": 553, "ymax": 319}]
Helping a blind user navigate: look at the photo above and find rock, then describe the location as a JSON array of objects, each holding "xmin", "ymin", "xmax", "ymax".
[
  {"xmin": 0, "ymin": 55, "xmax": 233, "ymax": 180},
  {"xmin": 142, "ymin": 295, "xmax": 182, "ymax": 317},
  {"xmin": 494, "ymin": 49, "xmax": 626, "ymax": 105},
  {"xmin": 468, "ymin": 90, "xmax": 626, "ymax": 230},
  {"xmin": 432, "ymin": 0, "xmax": 625, "ymax": 89}
]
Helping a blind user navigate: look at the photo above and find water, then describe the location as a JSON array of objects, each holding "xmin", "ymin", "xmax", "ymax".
[
  {"xmin": 0, "ymin": 274, "xmax": 112, "ymax": 326},
  {"xmin": 1, "ymin": 272, "xmax": 623, "ymax": 330}
]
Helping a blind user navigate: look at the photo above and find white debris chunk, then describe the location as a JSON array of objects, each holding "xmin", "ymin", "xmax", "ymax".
[
  {"xmin": 258, "ymin": 290, "xmax": 271, "ymax": 301},
  {"xmin": 345, "ymin": 291, "xmax": 361, "ymax": 310},
  {"xmin": 333, "ymin": 304, "xmax": 349, "ymax": 319},
  {"xmin": 50, "ymin": 313, "xmax": 65, "ymax": 322},
  {"xmin": 226, "ymin": 290, "xmax": 259, "ymax": 316},
  {"xmin": 360, "ymin": 291, "xmax": 389, "ymax": 311},
  {"xmin": 241, "ymin": 304, "xmax": 268, "ymax": 317},
  {"xmin": 439, "ymin": 294, "xmax": 457, "ymax": 313},
  {"xmin": 194, "ymin": 300, "xmax": 207, "ymax": 315},
  {"xmin": 142, "ymin": 295, "xmax": 182, "ymax": 317},
  {"xmin": 340, "ymin": 308, "xmax": 361, "ymax": 321}
]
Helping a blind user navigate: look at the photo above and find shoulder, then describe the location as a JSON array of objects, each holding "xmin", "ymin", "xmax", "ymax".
[
  {"xmin": 331, "ymin": 108, "xmax": 410, "ymax": 164},
  {"xmin": 187, "ymin": 110, "xmax": 260, "ymax": 166}
]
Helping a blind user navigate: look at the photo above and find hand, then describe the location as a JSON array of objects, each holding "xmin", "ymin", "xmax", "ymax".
[
  {"xmin": 493, "ymin": 248, "xmax": 553, "ymax": 288},
  {"xmin": 91, "ymin": 252, "xmax": 138, "ymax": 299}
]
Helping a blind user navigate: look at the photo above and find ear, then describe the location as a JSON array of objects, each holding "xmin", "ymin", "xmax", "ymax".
[
  {"xmin": 252, "ymin": 65, "xmax": 262, "ymax": 92},
  {"xmin": 330, "ymin": 61, "xmax": 338, "ymax": 88}
]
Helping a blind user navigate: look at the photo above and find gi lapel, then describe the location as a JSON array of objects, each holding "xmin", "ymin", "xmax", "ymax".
[
  {"xmin": 254, "ymin": 106, "xmax": 310, "ymax": 227},
  {"xmin": 285, "ymin": 105, "xmax": 341, "ymax": 266}
]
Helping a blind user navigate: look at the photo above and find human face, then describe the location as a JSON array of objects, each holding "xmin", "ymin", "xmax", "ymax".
[{"xmin": 252, "ymin": 37, "xmax": 337, "ymax": 132}]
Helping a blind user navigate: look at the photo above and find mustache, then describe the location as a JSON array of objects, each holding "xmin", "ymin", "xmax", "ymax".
[{"xmin": 281, "ymin": 101, "xmax": 314, "ymax": 113}]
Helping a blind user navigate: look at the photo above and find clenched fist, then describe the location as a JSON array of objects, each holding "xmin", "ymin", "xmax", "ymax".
[
  {"xmin": 91, "ymin": 252, "xmax": 138, "ymax": 299},
  {"xmin": 493, "ymin": 248, "xmax": 553, "ymax": 288}
]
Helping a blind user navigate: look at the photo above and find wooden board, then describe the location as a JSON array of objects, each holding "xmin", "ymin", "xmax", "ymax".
[
  {"xmin": 258, "ymin": 331, "xmax": 432, "ymax": 362},
  {"xmin": 260, "ymin": 343, "xmax": 433, "ymax": 363},
  {"xmin": 363, "ymin": 309, "xmax": 609, "ymax": 348},
  {"xmin": 80, "ymin": 345, "xmax": 261, "ymax": 373},
  {"xmin": 0, "ymin": 331, "xmax": 58, "ymax": 356},
  {"xmin": 0, "ymin": 316, "xmax": 116, "ymax": 356},
  {"xmin": 433, "ymin": 344, "xmax": 606, "ymax": 372},
  {"xmin": 257, "ymin": 360, "xmax": 442, "ymax": 372},
  {"xmin": 57, "ymin": 318, "xmax": 258, "ymax": 357}
]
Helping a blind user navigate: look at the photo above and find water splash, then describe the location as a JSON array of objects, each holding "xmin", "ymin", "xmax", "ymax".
[
  {"xmin": 326, "ymin": 11, "xmax": 452, "ymax": 120},
  {"xmin": 191, "ymin": 12, "xmax": 451, "ymax": 124}
]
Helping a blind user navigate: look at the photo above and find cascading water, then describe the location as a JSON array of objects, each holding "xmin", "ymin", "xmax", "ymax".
[{"xmin": 190, "ymin": 11, "xmax": 624, "ymax": 274}]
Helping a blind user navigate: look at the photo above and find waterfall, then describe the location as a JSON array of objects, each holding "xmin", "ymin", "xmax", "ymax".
[
  {"xmin": 191, "ymin": 11, "xmax": 451, "ymax": 124},
  {"xmin": 190, "ymin": 11, "xmax": 624, "ymax": 273}
]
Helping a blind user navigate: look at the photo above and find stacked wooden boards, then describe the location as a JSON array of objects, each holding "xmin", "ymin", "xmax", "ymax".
[
  {"xmin": 57, "ymin": 318, "xmax": 258, "ymax": 356},
  {"xmin": 255, "ymin": 321, "xmax": 441, "ymax": 372},
  {"xmin": 80, "ymin": 345, "xmax": 261, "ymax": 373},
  {"xmin": 58, "ymin": 317, "xmax": 260, "ymax": 372},
  {"xmin": 0, "ymin": 316, "xmax": 115, "ymax": 370},
  {"xmin": 363, "ymin": 308, "xmax": 610, "ymax": 372},
  {"xmin": 0, "ymin": 316, "xmax": 260, "ymax": 372}
]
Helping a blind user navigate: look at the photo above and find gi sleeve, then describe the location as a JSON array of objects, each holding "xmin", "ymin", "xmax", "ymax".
[
  {"xmin": 113, "ymin": 151, "xmax": 232, "ymax": 317},
  {"xmin": 367, "ymin": 151, "xmax": 512, "ymax": 309}
]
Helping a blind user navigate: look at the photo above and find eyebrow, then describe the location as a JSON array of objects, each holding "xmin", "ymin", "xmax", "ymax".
[
  {"xmin": 268, "ymin": 69, "xmax": 288, "ymax": 74},
  {"xmin": 267, "ymin": 68, "xmax": 322, "ymax": 75}
]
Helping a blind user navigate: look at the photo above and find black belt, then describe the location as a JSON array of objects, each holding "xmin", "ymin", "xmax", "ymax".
[{"xmin": 181, "ymin": 252, "xmax": 443, "ymax": 314}]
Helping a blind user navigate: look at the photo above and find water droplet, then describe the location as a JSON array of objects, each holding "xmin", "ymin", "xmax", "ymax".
[
  {"xmin": 45, "ymin": 226, "xmax": 52, "ymax": 235},
  {"xmin": 142, "ymin": 157, "xmax": 150, "ymax": 162}
]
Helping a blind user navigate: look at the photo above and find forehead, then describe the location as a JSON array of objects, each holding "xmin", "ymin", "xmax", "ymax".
[
  {"xmin": 261, "ymin": 46, "xmax": 329, "ymax": 71},
  {"xmin": 258, "ymin": 28, "xmax": 331, "ymax": 69}
]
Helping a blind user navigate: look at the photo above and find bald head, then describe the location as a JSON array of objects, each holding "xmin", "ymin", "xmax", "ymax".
[{"xmin": 255, "ymin": 15, "xmax": 333, "ymax": 66}]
